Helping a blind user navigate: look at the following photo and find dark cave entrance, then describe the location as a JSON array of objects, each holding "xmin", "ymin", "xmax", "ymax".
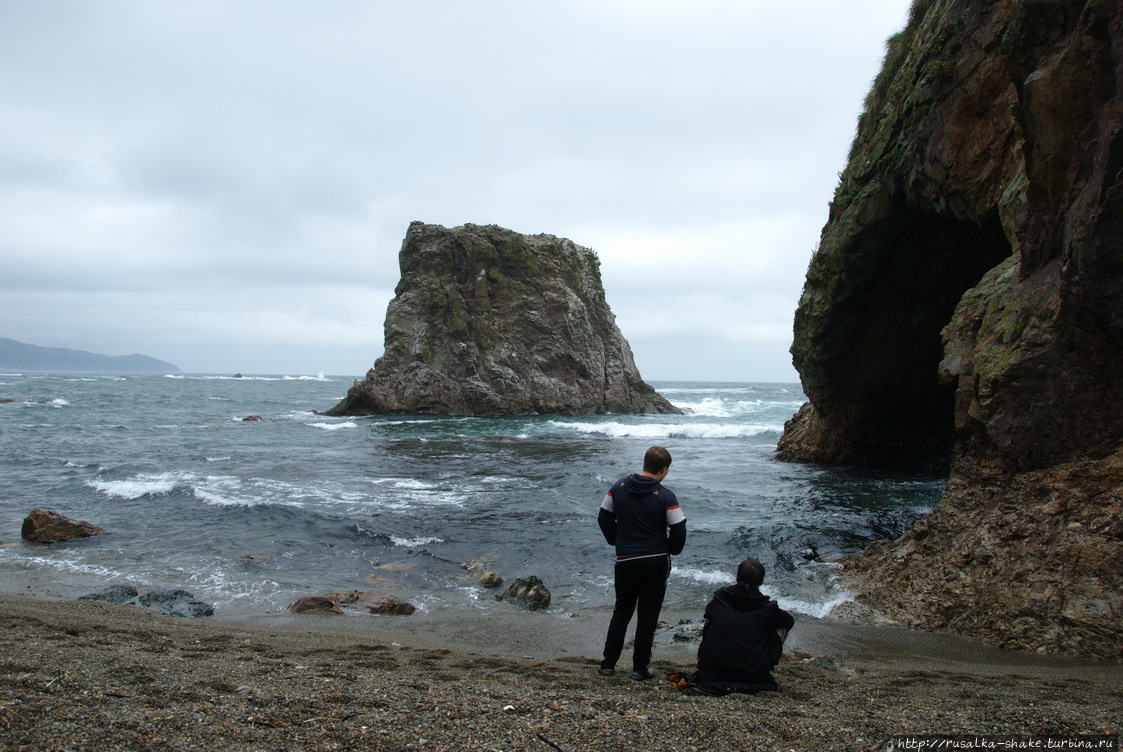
[{"xmin": 830, "ymin": 204, "xmax": 1012, "ymax": 467}]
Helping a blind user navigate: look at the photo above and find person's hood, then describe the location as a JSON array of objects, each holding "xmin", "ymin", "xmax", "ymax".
[
  {"xmin": 623, "ymin": 473, "xmax": 663, "ymax": 495},
  {"xmin": 714, "ymin": 582, "xmax": 774, "ymax": 613}
]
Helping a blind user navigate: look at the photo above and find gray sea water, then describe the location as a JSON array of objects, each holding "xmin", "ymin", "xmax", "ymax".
[{"xmin": 0, "ymin": 373, "xmax": 944, "ymax": 621}]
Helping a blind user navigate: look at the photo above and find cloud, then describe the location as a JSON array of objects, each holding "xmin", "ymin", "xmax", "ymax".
[{"xmin": 0, "ymin": 0, "xmax": 909, "ymax": 379}]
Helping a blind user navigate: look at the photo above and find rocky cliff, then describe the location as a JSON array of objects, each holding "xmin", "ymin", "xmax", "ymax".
[
  {"xmin": 326, "ymin": 222, "xmax": 680, "ymax": 417},
  {"xmin": 779, "ymin": 0, "xmax": 1122, "ymax": 658}
]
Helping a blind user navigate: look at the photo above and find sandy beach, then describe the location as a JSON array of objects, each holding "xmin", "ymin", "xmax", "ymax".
[{"xmin": 1, "ymin": 591, "xmax": 1119, "ymax": 752}]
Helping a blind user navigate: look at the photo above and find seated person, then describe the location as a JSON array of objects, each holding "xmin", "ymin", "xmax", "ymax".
[{"xmin": 673, "ymin": 557, "xmax": 794, "ymax": 694}]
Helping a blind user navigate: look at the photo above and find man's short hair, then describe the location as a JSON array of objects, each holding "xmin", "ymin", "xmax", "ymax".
[
  {"xmin": 736, "ymin": 557, "xmax": 765, "ymax": 587},
  {"xmin": 643, "ymin": 445, "xmax": 672, "ymax": 474}
]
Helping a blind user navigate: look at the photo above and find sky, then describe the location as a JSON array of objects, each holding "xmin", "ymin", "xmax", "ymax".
[{"xmin": 0, "ymin": 1, "xmax": 911, "ymax": 382}]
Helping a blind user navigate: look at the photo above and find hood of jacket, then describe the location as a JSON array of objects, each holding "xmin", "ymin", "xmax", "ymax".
[
  {"xmin": 713, "ymin": 582, "xmax": 774, "ymax": 613},
  {"xmin": 622, "ymin": 473, "xmax": 663, "ymax": 495}
]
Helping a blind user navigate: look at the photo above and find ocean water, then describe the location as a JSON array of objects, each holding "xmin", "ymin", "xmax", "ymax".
[{"xmin": 0, "ymin": 373, "xmax": 945, "ymax": 621}]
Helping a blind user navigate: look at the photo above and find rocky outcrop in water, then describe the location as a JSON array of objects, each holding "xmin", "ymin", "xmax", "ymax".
[
  {"xmin": 325, "ymin": 222, "xmax": 679, "ymax": 417},
  {"xmin": 494, "ymin": 575, "xmax": 551, "ymax": 611},
  {"xmin": 22, "ymin": 509, "xmax": 106, "ymax": 544},
  {"xmin": 289, "ymin": 590, "xmax": 417, "ymax": 616},
  {"xmin": 779, "ymin": 0, "xmax": 1122, "ymax": 658}
]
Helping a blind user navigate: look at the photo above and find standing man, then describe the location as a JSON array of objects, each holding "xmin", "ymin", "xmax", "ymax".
[{"xmin": 597, "ymin": 445, "xmax": 686, "ymax": 680}]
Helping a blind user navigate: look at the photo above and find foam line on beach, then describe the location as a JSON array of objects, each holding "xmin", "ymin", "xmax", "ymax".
[{"xmin": 548, "ymin": 420, "xmax": 781, "ymax": 439}]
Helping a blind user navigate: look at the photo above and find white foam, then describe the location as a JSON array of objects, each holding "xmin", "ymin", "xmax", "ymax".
[
  {"xmin": 390, "ymin": 535, "xmax": 444, "ymax": 548},
  {"xmin": 283, "ymin": 372, "xmax": 329, "ymax": 381},
  {"xmin": 307, "ymin": 421, "xmax": 358, "ymax": 431},
  {"xmin": 50, "ymin": 398, "xmax": 70, "ymax": 407},
  {"xmin": 88, "ymin": 474, "xmax": 180, "ymax": 499},
  {"xmin": 548, "ymin": 420, "xmax": 779, "ymax": 439},
  {"xmin": 0, "ymin": 554, "xmax": 118, "ymax": 578},
  {"xmin": 370, "ymin": 478, "xmax": 435, "ymax": 490},
  {"xmin": 674, "ymin": 566, "xmax": 733, "ymax": 586},
  {"xmin": 776, "ymin": 589, "xmax": 853, "ymax": 619},
  {"xmin": 192, "ymin": 487, "xmax": 254, "ymax": 507}
]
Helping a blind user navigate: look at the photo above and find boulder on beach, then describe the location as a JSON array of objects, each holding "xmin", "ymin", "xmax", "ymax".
[
  {"xmin": 77, "ymin": 586, "xmax": 215, "ymax": 618},
  {"xmin": 328, "ymin": 589, "xmax": 417, "ymax": 616},
  {"xmin": 289, "ymin": 590, "xmax": 417, "ymax": 616},
  {"xmin": 137, "ymin": 589, "xmax": 216, "ymax": 618},
  {"xmin": 78, "ymin": 585, "xmax": 140, "ymax": 605},
  {"xmin": 21, "ymin": 508, "xmax": 106, "ymax": 544},
  {"xmin": 495, "ymin": 575, "xmax": 551, "ymax": 611},
  {"xmin": 289, "ymin": 596, "xmax": 344, "ymax": 615}
]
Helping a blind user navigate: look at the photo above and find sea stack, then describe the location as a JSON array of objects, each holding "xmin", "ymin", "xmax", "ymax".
[
  {"xmin": 780, "ymin": 0, "xmax": 1122, "ymax": 659},
  {"xmin": 326, "ymin": 222, "xmax": 680, "ymax": 417}
]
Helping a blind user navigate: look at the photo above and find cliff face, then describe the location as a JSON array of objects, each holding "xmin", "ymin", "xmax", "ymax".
[
  {"xmin": 779, "ymin": 0, "xmax": 1122, "ymax": 658},
  {"xmin": 327, "ymin": 222, "xmax": 680, "ymax": 417}
]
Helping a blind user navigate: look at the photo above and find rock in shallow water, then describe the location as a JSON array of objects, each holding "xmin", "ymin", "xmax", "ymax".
[
  {"xmin": 21, "ymin": 508, "xmax": 106, "ymax": 544},
  {"xmin": 495, "ymin": 575, "xmax": 551, "ymax": 611},
  {"xmin": 289, "ymin": 590, "xmax": 417, "ymax": 616}
]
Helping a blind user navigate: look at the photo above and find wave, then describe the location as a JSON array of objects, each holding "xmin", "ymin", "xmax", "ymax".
[
  {"xmin": 673, "ymin": 397, "xmax": 804, "ymax": 418},
  {"xmin": 173, "ymin": 373, "xmax": 333, "ymax": 382},
  {"xmin": 776, "ymin": 589, "xmax": 853, "ymax": 619},
  {"xmin": 283, "ymin": 372, "xmax": 329, "ymax": 381},
  {"xmin": 87, "ymin": 471, "xmax": 305, "ymax": 508},
  {"xmin": 674, "ymin": 566, "xmax": 735, "ymax": 587},
  {"xmin": 88, "ymin": 474, "xmax": 181, "ymax": 499},
  {"xmin": 390, "ymin": 535, "xmax": 444, "ymax": 548},
  {"xmin": 674, "ymin": 564, "xmax": 853, "ymax": 618},
  {"xmin": 306, "ymin": 421, "xmax": 358, "ymax": 431},
  {"xmin": 548, "ymin": 420, "xmax": 781, "ymax": 439}
]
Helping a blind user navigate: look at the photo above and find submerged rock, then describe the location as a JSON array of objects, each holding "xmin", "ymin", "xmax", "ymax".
[
  {"xmin": 324, "ymin": 222, "xmax": 680, "ymax": 417},
  {"xmin": 21, "ymin": 508, "xmax": 106, "ymax": 543},
  {"xmin": 779, "ymin": 0, "xmax": 1123, "ymax": 658},
  {"xmin": 477, "ymin": 571, "xmax": 504, "ymax": 589},
  {"xmin": 495, "ymin": 575, "xmax": 551, "ymax": 611}
]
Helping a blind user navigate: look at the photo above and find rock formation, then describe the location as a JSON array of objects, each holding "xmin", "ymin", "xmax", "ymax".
[
  {"xmin": 289, "ymin": 590, "xmax": 417, "ymax": 616},
  {"xmin": 325, "ymin": 222, "xmax": 680, "ymax": 417},
  {"xmin": 494, "ymin": 575, "xmax": 551, "ymax": 611},
  {"xmin": 779, "ymin": 0, "xmax": 1122, "ymax": 658},
  {"xmin": 78, "ymin": 586, "xmax": 215, "ymax": 618},
  {"xmin": 22, "ymin": 508, "xmax": 106, "ymax": 543}
]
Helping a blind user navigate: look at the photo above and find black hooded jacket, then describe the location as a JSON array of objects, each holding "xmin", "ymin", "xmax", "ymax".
[
  {"xmin": 597, "ymin": 473, "xmax": 686, "ymax": 560},
  {"xmin": 696, "ymin": 582, "xmax": 795, "ymax": 681}
]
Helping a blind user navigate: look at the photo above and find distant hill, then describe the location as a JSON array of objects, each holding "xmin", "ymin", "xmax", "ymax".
[{"xmin": 0, "ymin": 337, "xmax": 181, "ymax": 374}]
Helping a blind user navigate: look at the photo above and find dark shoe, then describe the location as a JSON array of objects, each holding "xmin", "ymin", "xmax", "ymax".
[
  {"xmin": 630, "ymin": 667, "xmax": 656, "ymax": 680},
  {"xmin": 598, "ymin": 665, "xmax": 615, "ymax": 676}
]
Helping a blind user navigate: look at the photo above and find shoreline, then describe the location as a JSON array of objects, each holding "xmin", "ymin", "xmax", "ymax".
[{"xmin": 2, "ymin": 592, "xmax": 1119, "ymax": 752}]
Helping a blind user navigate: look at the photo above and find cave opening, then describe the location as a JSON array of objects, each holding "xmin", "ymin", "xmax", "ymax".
[{"xmin": 825, "ymin": 203, "xmax": 1012, "ymax": 468}]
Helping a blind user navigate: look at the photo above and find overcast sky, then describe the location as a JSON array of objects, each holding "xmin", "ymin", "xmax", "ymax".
[{"xmin": 1, "ymin": 1, "xmax": 909, "ymax": 381}]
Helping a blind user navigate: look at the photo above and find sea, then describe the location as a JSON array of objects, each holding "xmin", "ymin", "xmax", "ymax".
[{"xmin": 0, "ymin": 373, "xmax": 946, "ymax": 622}]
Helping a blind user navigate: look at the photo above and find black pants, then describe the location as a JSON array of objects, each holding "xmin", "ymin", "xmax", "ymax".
[{"xmin": 601, "ymin": 555, "xmax": 670, "ymax": 671}]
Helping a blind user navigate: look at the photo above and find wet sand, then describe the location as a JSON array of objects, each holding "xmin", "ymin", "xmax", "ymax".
[{"xmin": 1, "ymin": 593, "xmax": 1119, "ymax": 751}]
